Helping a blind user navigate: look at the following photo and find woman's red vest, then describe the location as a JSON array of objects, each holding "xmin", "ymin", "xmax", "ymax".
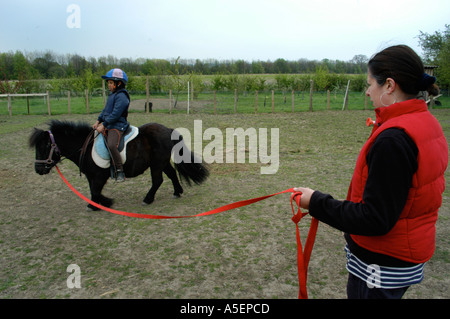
[{"xmin": 347, "ymin": 99, "xmax": 448, "ymax": 263}]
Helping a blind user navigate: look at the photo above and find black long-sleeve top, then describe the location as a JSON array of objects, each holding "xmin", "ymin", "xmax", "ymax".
[{"xmin": 309, "ymin": 128, "xmax": 419, "ymax": 267}]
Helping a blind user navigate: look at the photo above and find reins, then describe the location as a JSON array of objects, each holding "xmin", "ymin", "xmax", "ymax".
[
  {"xmin": 55, "ymin": 165, "xmax": 318, "ymax": 299},
  {"xmin": 78, "ymin": 129, "xmax": 97, "ymax": 176},
  {"xmin": 79, "ymin": 129, "xmax": 120, "ymax": 178}
]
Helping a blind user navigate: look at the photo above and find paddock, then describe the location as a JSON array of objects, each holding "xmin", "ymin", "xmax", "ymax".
[{"xmin": 1, "ymin": 111, "xmax": 449, "ymax": 299}]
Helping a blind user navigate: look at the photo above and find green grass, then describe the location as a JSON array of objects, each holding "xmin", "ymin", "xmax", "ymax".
[{"xmin": 0, "ymin": 95, "xmax": 105, "ymax": 116}]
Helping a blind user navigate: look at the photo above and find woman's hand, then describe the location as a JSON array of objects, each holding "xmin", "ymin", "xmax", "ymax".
[{"xmin": 293, "ymin": 187, "xmax": 315, "ymax": 210}]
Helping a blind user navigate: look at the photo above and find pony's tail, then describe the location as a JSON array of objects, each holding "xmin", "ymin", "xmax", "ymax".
[{"xmin": 171, "ymin": 131, "xmax": 209, "ymax": 186}]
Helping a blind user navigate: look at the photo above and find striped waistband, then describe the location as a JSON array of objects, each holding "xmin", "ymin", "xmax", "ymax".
[{"xmin": 345, "ymin": 245, "xmax": 425, "ymax": 289}]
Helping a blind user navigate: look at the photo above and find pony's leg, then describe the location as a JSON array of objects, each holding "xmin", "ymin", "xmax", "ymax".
[
  {"xmin": 142, "ymin": 168, "xmax": 163, "ymax": 205},
  {"xmin": 163, "ymin": 164, "xmax": 183, "ymax": 198},
  {"xmin": 87, "ymin": 175, "xmax": 112, "ymax": 211}
]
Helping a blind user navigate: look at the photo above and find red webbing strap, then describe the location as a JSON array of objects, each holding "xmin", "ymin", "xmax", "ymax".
[
  {"xmin": 55, "ymin": 165, "xmax": 318, "ymax": 298},
  {"xmin": 56, "ymin": 165, "xmax": 294, "ymax": 219},
  {"xmin": 291, "ymin": 192, "xmax": 319, "ymax": 299}
]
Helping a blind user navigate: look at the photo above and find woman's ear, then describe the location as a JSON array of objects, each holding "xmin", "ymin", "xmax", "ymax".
[{"xmin": 385, "ymin": 78, "xmax": 396, "ymax": 94}]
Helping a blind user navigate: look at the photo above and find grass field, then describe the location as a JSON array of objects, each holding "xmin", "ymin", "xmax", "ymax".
[
  {"xmin": 2, "ymin": 90, "xmax": 449, "ymax": 116},
  {"xmin": 0, "ymin": 108, "xmax": 449, "ymax": 299}
]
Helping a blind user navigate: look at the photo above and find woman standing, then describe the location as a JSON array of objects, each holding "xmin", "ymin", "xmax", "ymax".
[{"xmin": 295, "ymin": 45, "xmax": 448, "ymax": 299}]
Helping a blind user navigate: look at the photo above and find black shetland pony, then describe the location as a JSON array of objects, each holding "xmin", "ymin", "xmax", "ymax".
[{"xmin": 29, "ymin": 120, "xmax": 209, "ymax": 210}]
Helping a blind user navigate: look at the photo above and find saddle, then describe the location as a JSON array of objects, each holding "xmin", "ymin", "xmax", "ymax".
[{"xmin": 92, "ymin": 125, "xmax": 139, "ymax": 169}]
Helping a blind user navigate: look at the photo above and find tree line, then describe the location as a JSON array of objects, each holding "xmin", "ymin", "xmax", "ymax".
[
  {"xmin": 0, "ymin": 49, "xmax": 369, "ymax": 82},
  {"xmin": 1, "ymin": 25, "xmax": 448, "ymax": 94}
]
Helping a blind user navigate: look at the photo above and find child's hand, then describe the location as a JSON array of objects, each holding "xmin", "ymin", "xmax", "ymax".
[{"xmin": 96, "ymin": 123, "xmax": 104, "ymax": 133}]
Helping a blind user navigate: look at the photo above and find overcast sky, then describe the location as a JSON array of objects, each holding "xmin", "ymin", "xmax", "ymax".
[{"xmin": 1, "ymin": 0, "xmax": 449, "ymax": 62}]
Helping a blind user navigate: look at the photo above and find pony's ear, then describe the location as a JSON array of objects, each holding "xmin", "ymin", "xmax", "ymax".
[{"xmin": 29, "ymin": 128, "xmax": 45, "ymax": 148}]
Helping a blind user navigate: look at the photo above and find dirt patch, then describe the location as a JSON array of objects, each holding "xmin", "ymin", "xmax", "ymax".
[
  {"xmin": 129, "ymin": 98, "xmax": 212, "ymax": 113},
  {"xmin": 0, "ymin": 111, "xmax": 449, "ymax": 300}
]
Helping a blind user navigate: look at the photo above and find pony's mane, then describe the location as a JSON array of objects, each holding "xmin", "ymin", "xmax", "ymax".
[
  {"xmin": 29, "ymin": 120, "xmax": 91, "ymax": 148},
  {"xmin": 49, "ymin": 120, "xmax": 91, "ymax": 138},
  {"xmin": 29, "ymin": 128, "xmax": 46, "ymax": 148}
]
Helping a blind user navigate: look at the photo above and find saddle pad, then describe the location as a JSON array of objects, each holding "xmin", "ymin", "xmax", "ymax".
[{"xmin": 92, "ymin": 126, "xmax": 139, "ymax": 168}]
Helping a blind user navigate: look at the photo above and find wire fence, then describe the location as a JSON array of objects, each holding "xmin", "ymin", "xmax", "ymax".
[
  {"xmin": 0, "ymin": 89, "xmax": 371, "ymax": 116},
  {"xmin": 1, "ymin": 88, "xmax": 448, "ymax": 116}
]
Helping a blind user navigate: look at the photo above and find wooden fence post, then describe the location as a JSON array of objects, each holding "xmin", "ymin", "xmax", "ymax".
[
  {"xmin": 309, "ymin": 80, "xmax": 314, "ymax": 111},
  {"xmin": 234, "ymin": 89, "xmax": 237, "ymax": 113},
  {"xmin": 343, "ymin": 80, "xmax": 350, "ymax": 110},
  {"xmin": 213, "ymin": 90, "xmax": 216, "ymax": 115},
  {"xmin": 255, "ymin": 90, "xmax": 258, "ymax": 114},
  {"xmin": 271, "ymin": 90, "xmax": 275, "ymax": 113},
  {"xmin": 146, "ymin": 76, "xmax": 150, "ymax": 113},
  {"xmin": 7, "ymin": 94, "xmax": 12, "ymax": 116},
  {"xmin": 292, "ymin": 90, "xmax": 294, "ymax": 112},
  {"xmin": 68, "ymin": 90, "xmax": 71, "ymax": 114},
  {"xmin": 47, "ymin": 91, "xmax": 51, "ymax": 115},
  {"xmin": 85, "ymin": 89, "xmax": 89, "ymax": 114},
  {"xmin": 102, "ymin": 80, "xmax": 106, "ymax": 105},
  {"xmin": 169, "ymin": 90, "xmax": 172, "ymax": 114},
  {"xmin": 327, "ymin": 90, "xmax": 330, "ymax": 110}
]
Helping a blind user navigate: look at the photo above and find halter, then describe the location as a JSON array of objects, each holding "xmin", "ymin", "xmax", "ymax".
[{"xmin": 35, "ymin": 130, "xmax": 61, "ymax": 167}]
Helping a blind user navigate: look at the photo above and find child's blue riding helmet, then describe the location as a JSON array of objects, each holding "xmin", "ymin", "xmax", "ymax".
[{"xmin": 102, "ymin": 68, "xmax": 128, "ymax": 84}]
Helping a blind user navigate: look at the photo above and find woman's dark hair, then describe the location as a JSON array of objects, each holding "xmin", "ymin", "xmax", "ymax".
[{"xmin": 368, "ymin": 45, "xmax": 439, "ymax": 96}]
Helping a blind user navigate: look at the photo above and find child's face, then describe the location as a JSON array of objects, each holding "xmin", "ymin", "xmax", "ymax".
[{"xmin": 107, "ymin": 80, "xmax": 116, "ymax": 92}]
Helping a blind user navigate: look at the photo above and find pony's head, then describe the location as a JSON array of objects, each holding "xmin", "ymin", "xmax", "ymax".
[
  {"xmin": 29, "ymin": 120, "xmax": 92, "ymax": 175},
  {"xmin": 29, "ymin": 128, "xmax": 61, "ymax": 175}
]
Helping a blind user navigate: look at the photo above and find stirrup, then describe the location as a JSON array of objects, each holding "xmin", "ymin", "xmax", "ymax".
[{"xmin": 115, "ymin": 169, "xmax": 125, "ymax": 182}]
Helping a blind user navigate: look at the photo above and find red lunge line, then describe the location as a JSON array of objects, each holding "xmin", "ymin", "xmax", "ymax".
[{"xmin": 55, "ymin": 165, "xmax": 318, "ymax": 299}]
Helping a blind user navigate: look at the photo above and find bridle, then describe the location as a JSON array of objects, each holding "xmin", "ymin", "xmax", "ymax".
[
  {"xmin": 35, "ymin": 130, "xmax": 61, "ymax": 169},
  {"xmin": 35, "ymin": 128, "xmax": 97, "ymax": 173}
]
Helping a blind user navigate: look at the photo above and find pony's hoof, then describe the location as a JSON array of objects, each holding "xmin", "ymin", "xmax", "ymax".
[
  {"xmin": 86, "ymin": 204, "xmax": 100, "ymax": 211},
  {"xmin": 142, "ymin": 200, "xmax": 153, "ymax": 206},
  {"xmin": 173, "ymin": 194, "xmax": 181, "ymax": 199}
]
